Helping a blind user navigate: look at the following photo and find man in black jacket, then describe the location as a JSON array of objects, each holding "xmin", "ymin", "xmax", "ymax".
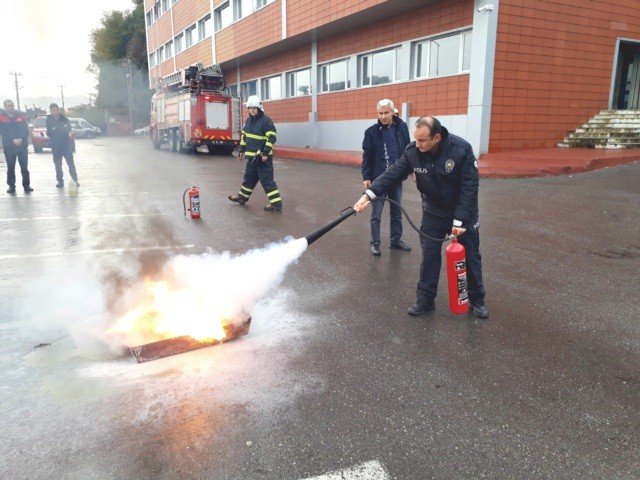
[
  {"xmin": 353, "ymin": 116, "xmax": 489, "ymax": 319},
  {"xmin": 46, "ymin": 103, "xmax": 79, "ymax": 188},
  {"xmin": 0, "ymin": 100, "xmax": 33, "ymax": 194},
  {"xmin": 228, "ymin": 95, "xmax": 282, "ymax": 212},
  {"xmin": 362, "ymin": 99, "xmax": 411, "ymax": 255}
]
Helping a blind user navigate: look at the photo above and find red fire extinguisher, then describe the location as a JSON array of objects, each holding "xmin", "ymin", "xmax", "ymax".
[
  {"xmin": 445, "ymin": 236, "xmax": 469, "ymax": 314},
  {"xmin": 183, "ymin": 186, "xmax": 201, "ymax": 218}
]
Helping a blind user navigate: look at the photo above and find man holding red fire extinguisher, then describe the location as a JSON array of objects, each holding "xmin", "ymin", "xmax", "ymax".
[{"xmin": 353, "ymin": 116, "xmax": 488, "ymax": 319}]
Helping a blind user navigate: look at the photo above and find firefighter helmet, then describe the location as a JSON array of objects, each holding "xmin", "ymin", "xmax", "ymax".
[{"xmin": 245, "ymin": 95, "xmax": 263, "ymax": 110}]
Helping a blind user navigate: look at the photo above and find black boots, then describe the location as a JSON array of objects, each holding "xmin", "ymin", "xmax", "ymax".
[
  {"xmin": 407, "ymin": 300, "xmax": 436, "ymax": 316},
  {"xmin": 264, "ymin": 203, "xmax": 282, "ymax": 212},
  {"xmin": 228, "ymin": 194, "xmax": 246, "ymax": 205}
]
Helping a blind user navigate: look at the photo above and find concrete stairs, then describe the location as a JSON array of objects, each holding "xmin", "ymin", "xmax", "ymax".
[{"xmin": 559, "ymin": 110, "xmax": 640, "ymax": 149}]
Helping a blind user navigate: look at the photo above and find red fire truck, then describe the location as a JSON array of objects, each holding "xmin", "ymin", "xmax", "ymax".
[{"xmin": 150, "ymin": 64, "xmax": 242, "ymax": 155}]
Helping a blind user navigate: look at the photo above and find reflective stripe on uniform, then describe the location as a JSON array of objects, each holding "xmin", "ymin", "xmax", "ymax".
[
  {"xmin": 240, "ymin": 185, "xmax": 253, "ymax": 193},
  {"xmin": 265, "ymin": 142, "xmax": 274, "ymax": 149},
  {"xmin": 265, "ymin": 130, "xmax": 276, "ymax": 137},
  {"xmin": 269, "ymin": 196, "xmax": 282, "ymax": 204},
  {"xmin": 238, "ymin": 191, "xmax": 250, "ymax": 199},
  {"xmin": 244, "ymin": 150, "xmax": 258, "ymax": 157},
  {"xmin": 244, "ymin": 132, "xmax": 267, "ymax": 140}
]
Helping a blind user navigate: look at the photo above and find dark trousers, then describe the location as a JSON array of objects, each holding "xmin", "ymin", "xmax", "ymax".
[
  {"xmin": 5, "ymin": 149, "xmax": 30, "ymax": 188},
  {"xmin": 238, "ymin": 157, "xmax": 281, "ymax": 204},
  {"xmin": 52, "ymin": 146, "xmax": 78, "ymax": 183},
  {"xmin": 417, "ymin": 213, "xmax": 486, "ymax": 306},
  {"xmin": 370, "ymin": 183, "xmax": 403, "ymax": 245}
]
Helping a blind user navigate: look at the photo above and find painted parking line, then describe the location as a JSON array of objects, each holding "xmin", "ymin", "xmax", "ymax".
[
  {"xmin": 0, "ymin": 213, "xmax": 166, "ymax": 222},
  {"xmin": 301, "ymin": 460, "xmax": 389, "ymax": 480},
  {"xmin": 0, "ymin": 244, "xmax": 195, "ymax": 260}
]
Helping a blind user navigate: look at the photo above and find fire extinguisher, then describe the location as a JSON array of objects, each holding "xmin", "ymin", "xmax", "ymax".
[
  {"xmin": 183, "ymin": 186, "xmax": 201, "ymax": 218},
  {"xmin": 445, "ymin": 236, "xmax": 469, "ymax": 314}
]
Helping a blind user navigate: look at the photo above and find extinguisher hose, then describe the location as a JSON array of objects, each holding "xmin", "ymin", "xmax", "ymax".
[
  {"xmin": 183, "ymin": 188, "xmax": 190, "ymax": 216},
  {"xmin": 369, "ymin": 197, "xmax": 452, "ymax": 242}
]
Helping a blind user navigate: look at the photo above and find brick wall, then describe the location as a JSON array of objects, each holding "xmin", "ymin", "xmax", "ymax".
[
  {"xmin": 318, "ymin": 0, "xmax": 473, "ymax": 62},
  {"xmin": 287, "ymin": 0, "xmax": 386, "ymax": 38},
  {"xmin": 490, "ymin": 0, "xmax": 640, "ymax": 151},
  {"xmin": 263, "ymin": 97, "xmax": 311, "ymax": 123},
  {"xmin": 239, "ymin": 45, "xmax": 310, "ymax": 80},
  {"xmin": 175, "ymin": 37, "xmax": 213, "ymax": 70},
  {"xmin": 215, "ymin": 1, "xmax": 282, "ymax": 63},
  {"xmin": 318, "ymin": 76, "xmax": 469, "ymax": 121},
  {"xmin": 173, "ymin": 0, "xmax": 210, "ymax": 33},
  {"xmin": 147, "ymin": 8, "xmax": 173, "ymax": 51}
]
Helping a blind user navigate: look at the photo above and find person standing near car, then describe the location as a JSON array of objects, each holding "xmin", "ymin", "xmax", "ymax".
[
  {"xmin": 46, "ymin": 103, "xmax": 79, "ymax": 189},
  {"xmin": 0, "ymin": 99, "xmax": 33, "ymax": 194}
]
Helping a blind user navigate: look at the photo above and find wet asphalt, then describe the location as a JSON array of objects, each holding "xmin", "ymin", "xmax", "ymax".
[{"xmin": 1, "ymin": 137, "xmax": 639, "ymax": 479}]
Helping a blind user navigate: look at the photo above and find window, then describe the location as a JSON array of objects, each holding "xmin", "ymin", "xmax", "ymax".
[
  {"xmin": 161, "ymin": 0, "xmax": 169, "ymax": 14},
  {"xmin": 359, "ymin": 48, "xmax": 396, "ymax": 87},
  {"xmin": 174, "ymin": 33, "xmax": 183, "ymax": 54},
  {"xmin": 320, "ymin": 59, "xmax": 349, "ymax": 92},
  {"xmin": 146, "ymin": 11, "xmax": 153, "ymax": 25},
  {"xmin": 172, "ymin": 0, "xmax": 178, "ymax": 4},
  {"xmin": 240, "ymin": 80, "xmax": 257, "ymax": 101},
  {"xmin": 462, "ymin": 30, "xmax": 472, "ymax": 71},
  {"xmin": 227, "ymin": 84, "xmax": 238, "ymax": 97},
  {"xmin": 286, "ymin": 69, "xmax": 310, "ymax": 97},
  {"xmin": 414, "ymin": 30, "xmax": 472, "ymax": 79},
  {"xmin": 157, "ymin": 46, "xmax": 164, "ymax": 63},
  {"xmin": 214, "ymin": 3, "xmax": 233, "ymax": 32},
  {"xmin": 185, "ymin": 24, "xmax": 196, "ymax": 48},
  {"xmin": 149, "ymin": 52, "xmax": 156, "ymax": 67},
  {"xmin": 262, "ymin": 75, "xmax": 282, "ymax": 100},
  {"xmin": 153, "ymin": 2, "xmax": 160, "ymax": 21},
  {"xmin": 255, "ymin": 0, "xmax": 272, "ymax": 8},
  {"xmin": 164, "ymin": 40, "xmax": 173, "ymax": 59},
  {"xmin": 198, "ymin": 14, "xmax": 212, "ymax": 41},
  {"xmin": 234, "ymin": 0, "xmax": 253, "ymax": 20}
]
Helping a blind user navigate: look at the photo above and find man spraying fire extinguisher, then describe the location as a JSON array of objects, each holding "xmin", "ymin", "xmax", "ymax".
[
  {"xmin": 353, "ymin": 116, "xmax": 489, "ymax": 319},
  {"xmin": 228, "ymin": 95, "xmax": 283, "ymax": 212}
]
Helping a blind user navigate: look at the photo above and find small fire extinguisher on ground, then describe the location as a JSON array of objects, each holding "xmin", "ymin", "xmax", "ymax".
[
  {"xmin": 445, "ymin": 236, "xmax": 469, "ymax": 314},
  {"xmin": 183, "ymin": 186, "xmax": 201, "ymax": 218}
]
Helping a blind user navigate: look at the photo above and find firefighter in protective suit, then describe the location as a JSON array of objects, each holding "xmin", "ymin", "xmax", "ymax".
[{"xmin": 228, "ymin": 96, "xmax": 282, "ymax": 212}]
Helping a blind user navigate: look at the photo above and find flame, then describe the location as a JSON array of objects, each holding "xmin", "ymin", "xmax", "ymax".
[{"xmin": 108, "ymin": 277, "xmax": 229, "ymax": 345}]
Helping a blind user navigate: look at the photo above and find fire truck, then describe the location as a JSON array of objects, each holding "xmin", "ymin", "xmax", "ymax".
[{"xmin": 150, "ymin": 64, "xmax": 242, "ymax": 155}]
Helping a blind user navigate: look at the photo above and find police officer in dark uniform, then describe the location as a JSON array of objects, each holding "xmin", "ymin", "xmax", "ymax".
[
  {"xmin": 46, "ymin": 103, "xmax": 79, "ymax": 188},
  {"xmin": 353, "ymin": 116, "xmax": 489, "ymax": 319},
  {"xmin": 0, "ymin": 99, "xmax": 33, "ymax": 194},
  {"xmin": 228, "ymin": 95, "xmax": 282, "ymax": 212}
]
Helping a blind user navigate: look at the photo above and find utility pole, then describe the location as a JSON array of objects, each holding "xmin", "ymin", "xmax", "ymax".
[
  {"xmin": 58, "ymin": 84, "xmax": 65, "ymax": 111},
  {"xmin": 9, "ymin": 72, "xmax": 22, "ymax": 111},
  {"xmin": 121, "ymin": 59, "xmax": 134, "ymax": 130}
]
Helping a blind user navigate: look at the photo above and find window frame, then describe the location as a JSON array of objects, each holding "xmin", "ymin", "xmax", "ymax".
[
  {"xmin": 164, "ymin": 40, "xmax": 173, "ymax": 59},
  {"xmin": 185, "ymin": 24, "xmax": 196, "ymax": 48},
  {"xmin": 358, "ymin": 47, "xmax": 397, "ymax": 87},
  {"xmin": 214, "ymin": 2, "xmax": 232, "ymax": 32},
  {"xmin": 240, "ymin": 80, "xmax": 257, "ymax": 102},
  {"xmin": 198, "ymin": 14, "xmax": 212, "ymax": 41},
  {"xmin": 319, "ymin": 58, "xmax": 349, "ymax": 93},
  {"xmin": 286, "ymin": 68, "xmax": 311, "ymax": 97},
  {"xmin": 174, "ymin": 33, "xmax": 183, "ymax": 54},
  {"xmin": 261, "ymin": 75, "xmax": 282, "ymax": 101},
  {"xmin": 413, "ymin": 29, "xmax": 472, "ymax": 80}
]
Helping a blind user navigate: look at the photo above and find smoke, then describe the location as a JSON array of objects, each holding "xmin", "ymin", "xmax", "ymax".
[{"xmin": 105, "ymin": 237, "xmax": 309, "ymax": 347}]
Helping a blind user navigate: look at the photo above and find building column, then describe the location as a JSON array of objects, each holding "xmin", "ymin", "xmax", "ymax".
[
  {"xmin": 309, "ymin": 40, "xmax": 318, "ymax": 148},
  {"xmin": 467, "ymin": 0, "xmax": 499, "ymax": 157}
]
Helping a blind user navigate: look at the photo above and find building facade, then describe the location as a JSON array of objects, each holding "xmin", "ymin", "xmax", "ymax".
[{"xmin": 144, "ymin": 0, "xmax": 640, "ymax": 155}]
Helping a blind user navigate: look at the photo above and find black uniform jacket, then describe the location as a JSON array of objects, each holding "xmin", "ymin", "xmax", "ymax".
[
  {"xmin": 0, "ymin": 109, "xmax": 29, "ymax": 153},
  {"xmin": 46, "ymin": 114, "xmax": 73, "ymax": 149},
  {"xmin": 238, "ymin": 110, "xmax": 277, "ymax": 158},
  {"xmin": 368, "ymin": 127, "xmax": 479, "ymax": 225}
]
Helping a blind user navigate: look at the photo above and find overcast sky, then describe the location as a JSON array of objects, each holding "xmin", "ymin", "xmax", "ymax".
[{"xmin": 1, "ymin": 0, "xmax": 138, "ymax": 108}]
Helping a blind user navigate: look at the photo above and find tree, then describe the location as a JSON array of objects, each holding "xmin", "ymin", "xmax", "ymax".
[{"xmin": 89, "ymin": 0, "xmax": 151, "ymax": 125}]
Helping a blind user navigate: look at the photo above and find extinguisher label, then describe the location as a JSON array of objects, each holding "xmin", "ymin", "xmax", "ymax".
[
  {"xmin": 457, "ymin": 272, "xmax": 469, "ymax": 304},
  {"xmin": 454, "ymin": 260, "xmax": 466, "ymax": 271},
  {"xmin": 192, "ymin": 195, "xmax": 200, "ymax": 212}
]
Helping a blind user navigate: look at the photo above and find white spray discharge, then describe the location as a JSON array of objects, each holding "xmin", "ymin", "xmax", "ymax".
[{"xmin": 107, "ymin": 237, "xmax": 308, "ymax": 346}]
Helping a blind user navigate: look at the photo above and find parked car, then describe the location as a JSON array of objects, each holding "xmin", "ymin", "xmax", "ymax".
[
  {"xmin": 68, "ymin": 118, "xmax": 101, "ymax": 139},
  {"xmin": 134, "ymin": 125, "xmax": 150, "ymax": 136},
  {"xmin": 31, "ymin": 115, "xmax": 76, "ymax": 153}
]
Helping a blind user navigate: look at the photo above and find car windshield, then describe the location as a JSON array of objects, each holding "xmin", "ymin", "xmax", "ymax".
[{"xmin": 34, "ymin": 117, "xmax": 46, "ymax": 128}]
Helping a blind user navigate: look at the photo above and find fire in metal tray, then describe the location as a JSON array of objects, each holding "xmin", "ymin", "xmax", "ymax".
[{"xmin": 130, "ymin": 316, "xmax": 251, "ymax": 363}]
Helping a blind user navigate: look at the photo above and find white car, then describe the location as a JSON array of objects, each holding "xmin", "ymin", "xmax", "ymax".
[
  {"xmin": 69, "ymin": 118, "xmax": 101, "ymax": 139},
  {"xmin": 134, "ymin": 126, "xmax": 150, "ymax": 136}
]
